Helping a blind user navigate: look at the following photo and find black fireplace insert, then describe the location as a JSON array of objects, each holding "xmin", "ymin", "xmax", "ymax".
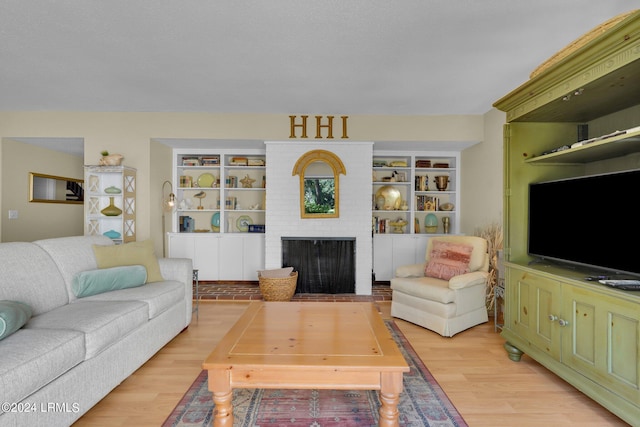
[{"xmin": 281, "ymin": 237, "xmax": 355, "ymax": 294}]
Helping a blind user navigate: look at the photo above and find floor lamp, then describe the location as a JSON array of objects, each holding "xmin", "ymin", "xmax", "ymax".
[{"xmin": 161, "ymin": 180, "xmax": 176, "ymax": 257}]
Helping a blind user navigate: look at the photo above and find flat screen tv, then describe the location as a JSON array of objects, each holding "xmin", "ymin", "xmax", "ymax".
[{"xmin": 528, "ymin": 168, "xmax": 640, "ymax": 278}]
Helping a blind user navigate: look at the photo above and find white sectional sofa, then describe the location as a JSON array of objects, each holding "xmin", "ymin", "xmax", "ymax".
[{"xmin": 0, "ymin": 235, "xmax": 192, "ymax": 427}]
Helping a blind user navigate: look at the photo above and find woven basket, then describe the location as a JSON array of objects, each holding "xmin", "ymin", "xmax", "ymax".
[{"xmin": 259, "ymin": 271, "xmax": 298, "ymax": 301}]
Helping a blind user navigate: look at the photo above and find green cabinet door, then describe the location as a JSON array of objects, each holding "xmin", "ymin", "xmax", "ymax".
[
  {"xmin": 505, "ymin": 266, "xmax": 562, "ymax": 360},
  {"xmin": 562, "ymin": 285, "xmax": 640, "ymax": 405}
]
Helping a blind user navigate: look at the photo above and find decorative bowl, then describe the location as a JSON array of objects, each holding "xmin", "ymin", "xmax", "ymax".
[{"xmin": 389, "ymin": 219, "xmax": 408, "ymax": 233}]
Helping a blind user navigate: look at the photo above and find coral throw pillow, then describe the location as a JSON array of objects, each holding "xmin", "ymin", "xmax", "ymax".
[{"xmin": 425, "ymin": 241, "xmax": 473, "ymax": 280}]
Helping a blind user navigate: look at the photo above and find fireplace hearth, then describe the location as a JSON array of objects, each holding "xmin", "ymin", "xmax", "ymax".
[{"xmin": 282, "ymin": 237, "xmax": 355, "ymax": 294}]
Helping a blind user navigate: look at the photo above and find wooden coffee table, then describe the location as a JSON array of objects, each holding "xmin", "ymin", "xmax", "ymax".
[{"xmin": 203, "ymin": 301, "xmax": 409, "ymax": 427}]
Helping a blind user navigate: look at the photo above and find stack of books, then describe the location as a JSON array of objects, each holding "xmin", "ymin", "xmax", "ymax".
[
  {"xmin": 416, "ymin": 195, "xmax": 439, "ymax": 211},
  {"xmin": 225, "ymin": 176, "xmax": 238, "ymax": 188},
  {"xmin": 225, "ymin": 196, "xmax": 237, "ymax": 210},
  {"xmin": 181, "ymin": 157, "xmax": 200, "ymax": 166},
  {"xmin": 415, "ymin": 175, "xmax": 429, "ymax": 191},
  {"xmin": 200, "ymin": 156, "xmax": 219, "ymax": 166},
  {"xmin": 229, "ymin": 157, "xmax": 248, "ymax": 166}
]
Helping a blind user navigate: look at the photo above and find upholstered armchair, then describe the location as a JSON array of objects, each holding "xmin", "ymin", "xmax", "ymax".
[{"xmin": 390, "ymin": 235, "xmax": 489, "ymax": 337}]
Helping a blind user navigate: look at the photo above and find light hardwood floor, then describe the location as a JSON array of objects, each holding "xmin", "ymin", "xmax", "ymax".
[{"xmin": 74, "ymin": 301, "xmax": 629, "ymax": 426}]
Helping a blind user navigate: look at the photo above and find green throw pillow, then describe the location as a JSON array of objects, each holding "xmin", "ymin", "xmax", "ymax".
[
  {"xmin": 92, "ymin": 240, "xmax": 164, "ymax": 283},
  {"xmin": 72, "ymin": 265, "xmax": 148, "ymax": 298},
  {"xmin": 0, "ymin": 300, "xmax": 32, "ymax": 341}
]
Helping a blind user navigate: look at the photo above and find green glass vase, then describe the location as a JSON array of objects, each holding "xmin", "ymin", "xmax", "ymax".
[{"xmin": 101, "ymin": 196, "xmax": 122, "ymax": 216}]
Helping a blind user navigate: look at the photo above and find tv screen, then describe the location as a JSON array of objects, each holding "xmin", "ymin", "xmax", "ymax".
[{"xmin": 528, "ymin": 169, "xmax": 640, "ymax": 278}]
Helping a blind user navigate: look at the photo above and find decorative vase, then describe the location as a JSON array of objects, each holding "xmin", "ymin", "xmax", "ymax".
[
  {"xmin": 434, "ymin": 175, "xmax": 449, "ymax": 191},
  {"xmin": 101, "ymin": 197, "xmax": 122, "ymax": 216},
  {"xmin": 424, "ymin": 213, "xmax": 438, "ymax": 233},
  {"xmin": 375, "ymin": 185, "xmax": 402, "ymax": 210},
  {"xmin": 442, "ymin": 217, "xmax": 450, "ymax": 234}
]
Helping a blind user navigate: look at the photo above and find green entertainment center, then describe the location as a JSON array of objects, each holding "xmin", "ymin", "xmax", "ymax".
[{"xmin": 494, "ymin": 10, "xmax": 640, "ymax": 425}]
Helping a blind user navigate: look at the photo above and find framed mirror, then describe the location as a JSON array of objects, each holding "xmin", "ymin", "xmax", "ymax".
[
  {"xmin": 29, "ymin": 172, "xmax": 84, "ymax": 204},
  {"xmin": 292, "ymin": 150, "xmax": 346, "ymax": 218}
]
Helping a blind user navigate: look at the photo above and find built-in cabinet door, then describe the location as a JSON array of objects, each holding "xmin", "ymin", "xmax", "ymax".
[
  {"xmin": 168, "ymin": 233, "xmax": 220, "ymax": 280},
  {"xmin": 393, "ymin": 235, "xmax": 429, "ymax": 277},
  {"xmin": 193, "ymin": 235, "xmax": 220, "ymax": 280},
  {"xmin": 218, "ymin": 234, "xmax": 265, "ymax": 281},
  {"xmin": 373, "ymin": 235, "xmax": 430, "ymax": 281},
  {"xmin": 562, "ymin": 285, "xmax": 640, "ymax": 404},
  {"xmin": 373, "ymin": 235, "xmax": 394, "ymax": 281},
  {"xmin": 217, "ymin": 235, "xmax": 244, "ymax": 280},
  {"xmin": 507, "ymin": 268, "xmax": 562, "ymax": 360},
  {"xmin": 242, "ymin": 234, "xmax": 265, "ymax": 280},
  {"xmin": 168, "ymin": 233, "xmax": 265, "ymax": 281}
]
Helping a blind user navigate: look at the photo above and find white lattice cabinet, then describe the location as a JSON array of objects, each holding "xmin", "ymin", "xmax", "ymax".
[{"xmin": 84, "ymin": 165, "xmax": 136, "ymax": 243}]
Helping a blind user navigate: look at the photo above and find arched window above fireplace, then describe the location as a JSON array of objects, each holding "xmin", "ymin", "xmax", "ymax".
[{"xmin": 292, "ymin": 149, "xmax": 346, "ymax": 219}]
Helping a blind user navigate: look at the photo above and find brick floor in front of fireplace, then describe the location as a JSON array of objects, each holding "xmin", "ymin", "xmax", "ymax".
[{"xmin": 195, "ymin": 282, "xmax": 392, "ymax": 302}]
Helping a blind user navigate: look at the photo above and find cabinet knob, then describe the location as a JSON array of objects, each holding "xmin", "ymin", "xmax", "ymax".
[
  {"xmin": 548, "ymin": 315, "xmax": 558, "ymax": 322},
  {"xmin": 558, "ymin": 319, "xmax": 570, "ymax": 327}
]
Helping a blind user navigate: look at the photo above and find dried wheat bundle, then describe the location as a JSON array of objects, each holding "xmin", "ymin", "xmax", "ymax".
[{"xmin": 474, "ymin": 222, "xmax": 504, "ymax": 313}]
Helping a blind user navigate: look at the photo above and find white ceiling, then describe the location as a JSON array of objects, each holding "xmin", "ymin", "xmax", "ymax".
[{"xmin": 2, "ymin": 1, "xmax": 638, "ymax": 117}]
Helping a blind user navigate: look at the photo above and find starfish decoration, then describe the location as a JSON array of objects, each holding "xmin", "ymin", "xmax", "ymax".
[{"xmin": 240, "ymin": 174, "xmax": 255, "ymax": 188}]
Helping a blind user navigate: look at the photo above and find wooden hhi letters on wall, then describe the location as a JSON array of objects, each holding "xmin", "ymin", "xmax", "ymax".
[{"xmin": 289, "ymin": 115, "xmax": 349, "ymax": 139}]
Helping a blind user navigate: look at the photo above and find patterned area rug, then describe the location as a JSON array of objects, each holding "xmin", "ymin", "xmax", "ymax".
[{"xmin": 163, "ymin": 321, "xmax": 467, "ymax": 426}]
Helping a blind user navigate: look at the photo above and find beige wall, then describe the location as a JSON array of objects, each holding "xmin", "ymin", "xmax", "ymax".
[
  {"xmin": 150, "ymin": 139, "xmax": 174, "ymax": 257},
  {"xmin": 1, "ymin": 138, "xmax": 84, "ymax": 241},
  {"xmin": 0, "ymin": 111, "xmax": 504, "ymax": 253},
  {"xmin": 460, "ymin": 108, "xmax": 505, "ymax": 234}
]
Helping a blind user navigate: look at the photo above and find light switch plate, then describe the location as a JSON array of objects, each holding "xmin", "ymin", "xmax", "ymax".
[{"xmin": 8, "ymin": 210, "xmax": 18, "ymax": 219}]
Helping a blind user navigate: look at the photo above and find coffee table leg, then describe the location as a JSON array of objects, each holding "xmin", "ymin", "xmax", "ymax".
[
  {"xmin": 378, "ymin": 372, "xmax": 403, "ymax": 427},
  {"xmin": 208, "ymin": 369, "xmax": 233, "ymax": 427},
  {"xmin": 212, "ymin": 390, "xmax": 233, "ymax": 426}
]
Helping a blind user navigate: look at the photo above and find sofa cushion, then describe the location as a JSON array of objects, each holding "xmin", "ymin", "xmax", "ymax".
[
  {"xmin": 0, "ymin": 328, "xmax": 84, "ymax": 404},
  {"xmin": 26, "ymin": 300, "xmax": 148, "ymax": 359},
  {"xmin": 0, "ymin": 301, "xmax": 32, "ymax": 341},
  {"xmin": 93, "ymin": 240, "xmax": 164, "ymax": 283},
  {"xmin": 72, "ymin": 265, "xmax": 147, "ymax": 298},
  {"xmin": 391, "ymin": 276, "xmax": 456, "ymax": 304},
  {"xmin": 425, "ymin": 241, "xmax": 473, "ymax": 280},
  {"xmin": 34, "ymin": 235, "xmax": 115, "ymax": 302},
  {"xmin": 79, "ymin": 280, "xmax": 185, "ymax": 320},
  {"xmin": 0, "ymin": 242, "xmax": 69, "ymax": 315}
]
